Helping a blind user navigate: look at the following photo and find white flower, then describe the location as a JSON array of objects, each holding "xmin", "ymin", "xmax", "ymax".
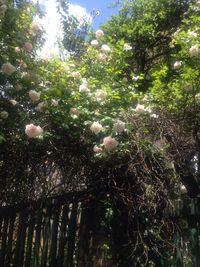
[
  {"xmin": 1, "ymin": 63, "xmax": 16, "ymax": 75},
  {"xmin": 145, "ymin": 107, "xmax": 152, "ymax": 113},
  {"xmin": 93, "ymin": 145, "xmax": 102, "ymax": 153},
  {"xmin": 189, "ymin": 45, "xmax": 199, "ymax": 56},
  {"xmin": 132, "ymin": 75, "xmax": 139, "ymax": 81},
  {"xmin": 51, "ymin": 99, "xmax": 59, "ymax": 106},
  {"xmin": 91, "ymin": 39, "xmax": 99, "ymax": 46},
  {"xmin": 180, "ymin": 184, "xmax": 187, "ymax": 194},
  {"xmin": 15, "ymin": 47, "xmax": 21, "ymax": 53},
  {"xmin": 90, "ymin": 122, "xmax": 103, "ymax": 135},
  {"xmin": 113, "ymin": 120, "xmax": 125, "ymax": 133},
  {"xmin": 196, "ymin": 0, "xmax": 200, "ymax": 8},
  {"xmin": 30, "ymin": 18, "xmax": 43, "ymax": 35},
  {"xmin": 79, "ymin": 84, "xmax": 90, "ymax": 94},
  {"xmin": 142, "ymin": 95, "xmax": 151, "ymax": 103},
  {"xmin": 135, "ymin": 104, "xmax": 145, "ymax": 114},
  {"xmin": 35, "ymin": 102, "xmax": 46, "ymax": 112},
  {"xmin": 101, "ymin": 44, "xmax": 111, "ymax": 53},
  {"xmin": 103, "ymin": 136, "xmax": 118, "ymax": 151},
  {"xmin": 0, "ymin": 4, "xmax": 7, "ymax": 15},
  {"xmin": 195, "ymin": 93, "xmax": 200, "ymax": 102},
  {"xmin": 24, "ymin": 42, "xmax": 33, "ymax": 52},
  {"xmin": 174, "ymin": 61, "xmax": 182, "ymax": 69},
  {"xmin": 70, "ymin": 108, "xmax": 80, "ymax": 116},
  {"xmin": 10, "ymin": 99, "xmax": 17, "ymax": 106},
  {"xmin": 25, "ymin": 124, "xmax": 43, "ymax": 138},
  {"xmin": 97, "ymin": 53, "xmax": 107, "ymax": 61},
  {"xmin": 188, "ymin": 31, "xmax": 197, "ymax": 38},
  {"xmin": 123, "ymin": 43, "xmax": 132, "ymax": 51},
  {"xmin": 81, "ymin": 78, "xmax": 88, "ymax": 86},
  {"xmin": 0, "ymin": 111, "xmax": 8, "ymax": 119},
  {"xmin": 29, "ymin": 90, "xmax": 41, "ymax": 102},
  {"xmin": 95, "ymin": 29, "xmax": 104, "ymax": 39},
  {"xmin": 71, "ymin": 71, "xmax": 81, "ymax": 78},
  {"xmin": 96, "ymin": 90, "xmax": 108, "ymax": 102},
  {"xmin": 150, "ymin": 113, "xmax": 159, "ymax": 119}
]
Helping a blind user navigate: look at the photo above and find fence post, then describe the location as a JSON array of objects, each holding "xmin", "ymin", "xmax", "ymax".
[
  {"xmin": 174, "ymin": 226, "xmax": 183, "ymax": 267},
  {"xmin": 188, "ymin": 216, "xmax": 200, "ymax": 267}
]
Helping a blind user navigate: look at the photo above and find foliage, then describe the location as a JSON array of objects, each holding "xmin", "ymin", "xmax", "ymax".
[{"xmin": 0, "ymin": 0, "xmax": 200, "ymax": 266}]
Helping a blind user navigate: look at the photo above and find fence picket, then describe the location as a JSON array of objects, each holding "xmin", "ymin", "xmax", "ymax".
[
  {"xmin": 25, "ymin": 214, "xmax": 35, "ymax": 267},
  {"xmin": 0, "ymin": 216, "xmax": 9, "ymax": 267},
  {"xmin": 57, "ymin": 204, "xmax": 69, "ymax": 267},
  {"xmin": 13, "ymin": 213, "xmax": 27, "ymax": 267},
  {"xmin": 5, "ymin": 214, "xmax": 16, "ymax": 267},
  {"xmin": 33, "ymin": 211, "xmax": 42, "ymax": 267},
  {"xmin": 66, "ymin": 201, "xmax": 78, "ymax": 267},
  {"xmin": 41, "ymin": 208, "xmax": 51, "ymax": 267},
  {"xmin": 49, "ymin": 203, "xmax": 60, "ymax": 267},
  {"xmin": 188, "ymin": 216, "xmax": 200, "ymax": 267}
]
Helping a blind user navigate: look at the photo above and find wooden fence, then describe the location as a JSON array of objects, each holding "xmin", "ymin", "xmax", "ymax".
[
  {"xmin": 1, "ymin": 191, "xmax": 200, "ymax": 267},
  {"xmin": 167, "ymin": 197, "xmax": 200, "ymax": 267},
  {"xmin": 0, "ymin": 191, "xmax": 93, "ymax": 267}
]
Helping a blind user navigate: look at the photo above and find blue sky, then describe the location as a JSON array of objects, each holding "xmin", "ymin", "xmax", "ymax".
[
  {"xmin": 68, "ymin": 0, "xmax": 120, "ymax": 28},
  {"xmin": 38, "ymin": 0, "xmax": 120, "ymax": 56}
]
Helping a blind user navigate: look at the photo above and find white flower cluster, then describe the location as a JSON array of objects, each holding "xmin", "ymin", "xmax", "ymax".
[
  {"xmin": 0, "ymin": 111, "xmax": 8, "ymax": 119},
  {"xmin": 189, "ymin": 45, "xmax": 199, "ymax": 56},
  {"xmin": 123, "ymin": 43, "xmax": 132, "ymax": 51},
  {"xmin": 30, "ymin": 17, "xmax": 43, "ymax": 36},
  {"xmin": 90, "ymin": 119, "xmax": 126, "ymax": 153},
  {"xmin": 1, "ymin": 63, "xmax": 16, "ymax": 75},
  {"xmin": 134, "ymin": 104, "xmax": 158, "ymax": 118},
  {"xmin": 79, "ymin": 78, "xmax": 90, "ymax": 94},
  {"xmin": 96, "ymin": 90, "xmax": 108, "ymax": 102},
  {"xmin": 25, "ymin": 124, "xmax": 43, "ymax": 138},
  {"xmin": 35, "ymin": 102, "xmax": 47, "ymax": 112},
  {"xmin": 24, "ymin": 42, "xmax": 33, "ymax": 52},
  {"xmin": 91, "ymin": 39, "xmax": 99, "ymax": 46},
  {"xmin": 101, "ymin": 44, "xmax": 111, "ymax": 53},
  {"xmin": 174, "ymin": 61, "xmax": 182, "ymax": 69},
  {"xmin": 0, "ymin": 1, "xmax": 7, "ymax": 17},
  {"xmin": 95, "ymin": 29, "xmax": 104, "ymax": 39},
  {"xmin": 29, "ymin": 90, "xmax": 41, "ymax": 102}
]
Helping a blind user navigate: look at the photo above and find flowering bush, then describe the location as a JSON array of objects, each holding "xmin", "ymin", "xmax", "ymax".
[{"xmin": 0, "ymin": 0, "xmax": 200, "ymax": 265}]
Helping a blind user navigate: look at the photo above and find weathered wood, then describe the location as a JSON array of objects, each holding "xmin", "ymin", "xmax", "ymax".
[
  {"xmin": 188, "ymin": 217, "xmax": 200, "ymax": 267},
  {"xmin": 0, "ymin": 216, "xmax": 9, "ymax": 267},
  {"xmin": 57, "ymin": 204, "xmax": 69, "ymax": 267},
  {"xmin": 66, "ymin": 201, "xmax": 78, "ymax": 267},
  {"xmin": 33, "ymin": 211, "xmax": 42, "ymax": 267},
  {"xmin": 13, "ymin": 213, "xmax": 27, "ymax": 267},
  {"xmin": 41, "ymin": 208, "xmax": 51, "ymax": 267},
  {"xmin": 168, "ymin": 198, "xmax": 200, "ymax": 218},
  {"xmin": 4, "ymin": 214, "xmax": 16, "ymax": 267},
  {"xmin": 174, "ymin": 228, "xmax": 183, "ymax": 267},
  {"xmin": 24, "ymin": 214, "xmax": 35, "ymax": 267},
  {"xmin": 49, "ymin": 202, "xmax": 60, "ymax": 267}
]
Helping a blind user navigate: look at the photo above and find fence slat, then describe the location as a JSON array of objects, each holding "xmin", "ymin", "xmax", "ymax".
[
  {"xmin": 34, "ymin": 212, "xmax": 42, "ymax": 267},
  {"xmin": 49, "ymin": 204, "xmax": 60, "ymax": 267},
  {"xmin": 66, "ymin": 201, "xmax": 78, "ymax": 267},
  {"xmin": 0, "ymin": 191, "xmax": 90, "ymax": 267},
  {"xmin": 41, "ymin": 208, "xmax": 51, "ymax": 267},
  {"xmin": 5, "ymin": 215, "xmax": 16, "ymax": 267},
  {"xmin": 25, "ymin": 214, "xmax": 35, "ymax": 267},
  {"xmin": 13, "ymin": 213, "xmax": 27, "ymax": 267},
  {"xmin": 57, "ymin": 204, "xmax": 69, "ymax": 267},
  {"xmin": 174, "ymin": 227, "xmax": 183, "ymax": 267},
  {"xmin": 0, "ymin": 216, "xmax": 9, "ymax": 267},
  {"xmin": 188, "ymin": 217, "xmax": 200, "ymax": 267}
]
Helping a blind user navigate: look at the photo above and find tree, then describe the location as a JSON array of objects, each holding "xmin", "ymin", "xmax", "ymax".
[{"xmin": 0, "ymin": 0, "xmax": 200, "ymax": 265}]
